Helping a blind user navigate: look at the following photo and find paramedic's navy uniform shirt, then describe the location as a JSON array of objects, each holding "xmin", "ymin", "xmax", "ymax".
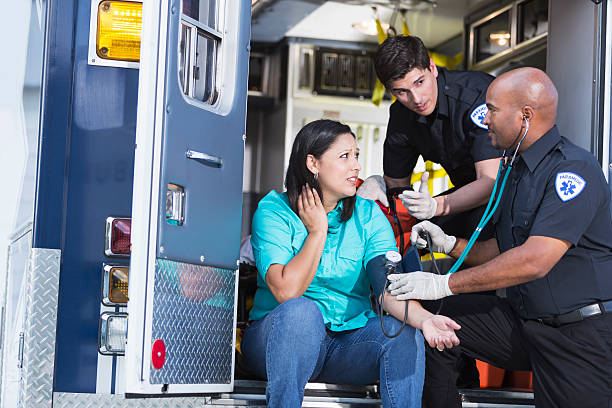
[
  {"xmin": 494, "ymin": 126, "xmax": 612, "ymax": 319},
  {"xmin": 384, "ymin": 67, "xmax": 500, "ymax": 187}
]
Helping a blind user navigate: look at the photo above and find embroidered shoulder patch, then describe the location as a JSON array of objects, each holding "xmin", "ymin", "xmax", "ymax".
[
  {"xmin": 555, "ymin": 172, "xmax": 586, "ymax": 202},
  {"xmin": 470, "ymin": 103, "xmax": 488, "ymax": 129}
]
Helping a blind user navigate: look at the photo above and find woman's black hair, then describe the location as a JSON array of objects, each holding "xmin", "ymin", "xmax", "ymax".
[{"xmin": 285, "ymin": 119, "xmax": 356, "ymax": 222}]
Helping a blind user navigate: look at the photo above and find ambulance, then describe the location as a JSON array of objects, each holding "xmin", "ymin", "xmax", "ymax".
[{"xmin": 0, "ymin": 0, "xmax": 609, "ymax": 406}]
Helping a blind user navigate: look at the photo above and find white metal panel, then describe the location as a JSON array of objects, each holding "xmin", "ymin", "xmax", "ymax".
[
  {"xmin": 547, "ymin": 0, "xmax": 599, "ymax": 152},
  {"xmin": 54, "ymin": 392, "xmax": 209, "ymax": 407},
  {"xmin": 20, "ymin": 248, "xmax": 61, "ymax": 408},
  {"xmin": 126, "ymin": 0, "xmax": 169, "ymax": 394},
  {"xmin": 127, "ymin": 0, "xmax": 247, "ymax": 394},
  {"xmin": 0, "ymin": 227, "xmax": 32, "ymax": 408},
  {"xmin": 0, "ymin": 246, "xmax": 61, "ymax": 408}
]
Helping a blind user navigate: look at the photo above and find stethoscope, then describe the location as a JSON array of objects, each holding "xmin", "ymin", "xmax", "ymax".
[
  {"xmin": 380, "ymin": 116, "xmax": 530, "ymax": 335},
  {"xmin": 443, "ymin": 115, "xmax": 530, "ymax": 274}
]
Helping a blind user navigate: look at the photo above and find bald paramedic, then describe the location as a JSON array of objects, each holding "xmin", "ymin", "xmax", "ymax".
[{"xmin": 387, "ymin": 67, "xmax": 612, "ymax": 408}]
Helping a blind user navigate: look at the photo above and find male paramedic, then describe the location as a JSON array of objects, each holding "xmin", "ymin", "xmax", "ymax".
[
  {"xmin": 358, "ymin": 35, "xmax": 501, "ymax": 240},
  {"xmin": 387, "ymin": 67, "xmax": 612, "ymax": 408}
]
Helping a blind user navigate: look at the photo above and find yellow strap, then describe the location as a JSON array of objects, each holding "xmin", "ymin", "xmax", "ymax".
[
  {"xmin": 375, "ymin": 18, "xmax": 386, "ymax": 44},
  {"xmin": 402, "ymin": 21, "xmax": 410, "ymax": 36},
  {"xmin": 410, "ymin": 168, "xmax": 454, "ymax": 187},
  {"xmin": 425, "ymin": 161, "xmax": 435, "ymax": 195},
  {"xmin": 371, "ymin": 18, "xmax": 390, "ymax": 106},
  {"xmin": 410, "ymin": 161, "xmax": 454, "ymax": 193},
  {"xmin": 420, "ymin": 252, "xmax": 450, "ymax": 261},
  {"xmin": 429, "ymin": 51, "xmax": 463, "ymax": 70},
  {"xmin": 372, "ymin": 79, "xmax": 386, "ymax": 107}
]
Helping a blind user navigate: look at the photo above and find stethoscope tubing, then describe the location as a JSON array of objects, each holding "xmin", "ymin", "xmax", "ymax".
[{"xmin": 445, "ymin": 118, "xmax": 529, "ymax": 274}]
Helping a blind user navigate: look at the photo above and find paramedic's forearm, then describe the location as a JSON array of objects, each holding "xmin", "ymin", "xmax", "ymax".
[
  {"xmin": 449, "ymin": 236, "xmax": 570, "ymax": 293},
  {"xmin": 435, "ymin": 158, "xmax": 499, "ymax": 216},
  {"xmin": 265, "ymin": 231, "xmax": 326, "ymax": 303},
  {"xmin": 435, "ymin": 176, "xmax": 493, "ymax": 216},
  {"xmin": 449, "ymin": 237, "xmax": 500, "ymax": 266}
]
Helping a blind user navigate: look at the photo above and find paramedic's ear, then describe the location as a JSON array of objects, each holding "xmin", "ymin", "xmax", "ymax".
[{"xmin": 521, "ymin": 106, "xmax": 534, "ymax": 122}]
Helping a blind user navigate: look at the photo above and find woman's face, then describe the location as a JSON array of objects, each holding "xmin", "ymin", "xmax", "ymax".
[{"xmin": 312, "ymin": 132, "xmax": 361, "ymax": 206}]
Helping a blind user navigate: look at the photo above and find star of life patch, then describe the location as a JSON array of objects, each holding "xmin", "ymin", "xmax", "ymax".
[
  {"xmin": 555, "ymin": 172, "xmax": 586, "ymax": 202},
  {"xmin": 470, "ymin": 103, "xmax": 488, "ymax": 129}
]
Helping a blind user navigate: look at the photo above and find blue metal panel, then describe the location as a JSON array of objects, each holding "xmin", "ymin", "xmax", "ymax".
[
  {"xmin": 32, "ymin": 0, "xmax": 75, "ymax": 251},
  {"xmin": 44, "ymin": 0, "xmax": 138, "ymax": 393},
  {"xmin": 156, "ymin": 5, "xmax": 251, "ymax": 269}
]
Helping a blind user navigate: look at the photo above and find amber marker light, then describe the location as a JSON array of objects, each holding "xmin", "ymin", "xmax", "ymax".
[
  {"xmin": 102, "ymin": 264, "xmax": 129, "ymax": 306},
  {"xmin": 96, "ymin": 1, "xmax": 142, "ymax": 62}
]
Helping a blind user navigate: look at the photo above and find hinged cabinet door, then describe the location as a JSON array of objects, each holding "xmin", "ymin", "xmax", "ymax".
[{"xmin": 126, "ymin": 0, "xmax": 250, "ymax": 395}]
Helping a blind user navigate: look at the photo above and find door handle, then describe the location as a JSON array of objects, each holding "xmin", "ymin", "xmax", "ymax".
[{"xmin": 185, "ymin": 149, "xmax": 223, "ymax": 168}]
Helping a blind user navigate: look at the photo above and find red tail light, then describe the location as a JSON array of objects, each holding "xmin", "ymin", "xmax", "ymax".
[{"xmin": 105, "ymin": 217, "xmax": 131, "ymax": 256}]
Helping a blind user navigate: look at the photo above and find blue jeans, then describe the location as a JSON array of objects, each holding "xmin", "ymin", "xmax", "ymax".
[{"xmin": 241, "ymin": 297, "xmax": 425, "ymax": 408}]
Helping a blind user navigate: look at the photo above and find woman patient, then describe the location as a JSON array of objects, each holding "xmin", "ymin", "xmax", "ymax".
[{"xmin": 241, "ymin": 119, "xmax": 460, "ymax": 407}]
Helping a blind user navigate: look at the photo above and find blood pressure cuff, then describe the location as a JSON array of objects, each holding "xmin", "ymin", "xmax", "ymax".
[{"xmin": 366, "ymin": 246, "xmax": 423, "ymax": 299}]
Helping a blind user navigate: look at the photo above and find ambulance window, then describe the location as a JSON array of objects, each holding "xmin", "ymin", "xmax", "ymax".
[
  {"xmin": 249, "ymin": 54, "xmax": 266, "ymax": 93},
  {"xmin": 182, "ymin": 0, "xmax": 217, "ymax": 29},
  {"xmin": 178, "ymin": 0, "xmax": 223, "ymax": 105},
  {"xmin": 518, "ymin": 0, "xmax": 548, "ymax": 43},
  {"xmin": 355, "ymin": 56, "xmax": 373, "ymax": 93},
  {"xmin": 474, "ymin": 10, "xmax": 511, "ymax": 63},
  {"xmin": 179, "ymin": 24, "xmax": 192, "ymax": 96},
  {"xmin": 193, "ymin": 32, "xmax": 217, "ymax": 103},
  {"xmin": 321, "ymin": 52, "xmax": 339, "ymax": 90},
  {"xmin": 297, "ymin": 49, "xmax": 313, "ymax": 90}
]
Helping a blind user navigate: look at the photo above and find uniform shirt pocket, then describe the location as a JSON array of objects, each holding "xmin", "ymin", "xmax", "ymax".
[{"xmin": 511, "ymin": 210, "xmax": 535, "ymax": 245}]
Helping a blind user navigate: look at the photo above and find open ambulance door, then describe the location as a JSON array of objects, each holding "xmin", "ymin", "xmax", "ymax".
[{"xmin": 125, "ymin": 0, "xmax": 250, "ymax": 395}]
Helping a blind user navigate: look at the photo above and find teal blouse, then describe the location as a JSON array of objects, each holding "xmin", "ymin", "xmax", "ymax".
[{"xmin": 249, "ymin": 191, "xmax": 398, "ymax": 331}]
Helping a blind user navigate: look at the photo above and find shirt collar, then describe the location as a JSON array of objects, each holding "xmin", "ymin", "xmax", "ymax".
[
  {"xmin": 520, "ymin": 125, "xmax": 562, "ymax": 172},
  {"xmin": 327, "ymin": 200, "xmax": 344, "ymax": 233},
  {"xmin": 436, "ymin": 68, "xmax": 449, "ymax": 117}
]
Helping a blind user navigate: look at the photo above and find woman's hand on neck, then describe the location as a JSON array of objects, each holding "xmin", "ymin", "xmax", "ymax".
[{"xmin": 297, "ymin": 186, "xmax": 328, "ymax": 235}]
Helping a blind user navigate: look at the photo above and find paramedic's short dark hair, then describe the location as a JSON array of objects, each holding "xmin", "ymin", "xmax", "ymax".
[
  {"xmin": 375, "ymin": 35, "xmax": 431, "ymax": 87},
  {"xmin": 285, "ymin": 119, "xmax": 356, "ymax": 222}
]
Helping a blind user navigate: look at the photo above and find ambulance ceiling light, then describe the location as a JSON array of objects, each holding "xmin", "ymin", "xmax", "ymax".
[
  {"xmin": 489, "ymin": 31, "xmax": 510, "ymax": 47},
  {"xmin": 350, "ymin": 0, "xmax": 436, "ymax": 36},
  {"xmin": 352, "ymin": 20, "xmax": 390, "ymax": 36}
]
